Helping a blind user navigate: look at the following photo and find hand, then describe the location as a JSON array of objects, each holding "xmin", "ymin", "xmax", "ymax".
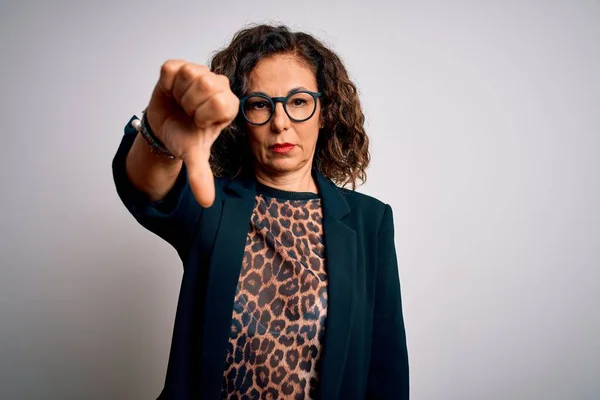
[{"xmin": 145, "ymin": 60, "xmax": 239, "ymax": 207}]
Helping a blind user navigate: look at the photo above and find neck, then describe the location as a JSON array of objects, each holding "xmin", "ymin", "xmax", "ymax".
[{"xmin": 254, "ymin": 163, "xmax": 318, "ymax": 193}]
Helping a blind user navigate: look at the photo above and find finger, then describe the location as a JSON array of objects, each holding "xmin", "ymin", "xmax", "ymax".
[
  {"xmin": 193, "ymin": 91, "xmax": 240, "ymax": 129},
  {"xmin": 172, "ymin": 64, "xmax": 211, "ymax": 104},
  {"xmin": 179, "ymin": 78, "xmax": 214, "ymax": 117},
  {"xmin": 158, "ymin": 59, "xmax": 188, "ymax": 96},
  {"xmin": 180, "ymin": 74, "xmax": 232, "ymax": 117},
  {"xmin": 183, "ymin": 148, "xmax": 216, "ymax": 208}
]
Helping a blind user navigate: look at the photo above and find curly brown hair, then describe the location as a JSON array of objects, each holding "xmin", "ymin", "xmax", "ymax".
[{"xmin": 208, "ymin": 23, "xmax": 370, "ymax": 189}]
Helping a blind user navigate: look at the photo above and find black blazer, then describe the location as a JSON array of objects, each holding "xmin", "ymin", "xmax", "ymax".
[{"xmin": 113, "ymin": 116, "xmax": 409, "ymax": 399}]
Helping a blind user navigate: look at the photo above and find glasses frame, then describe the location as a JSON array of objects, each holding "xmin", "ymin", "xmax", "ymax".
[{"xmin": 239, "ymin": 90, "xmax": 323, "ymax": 126}]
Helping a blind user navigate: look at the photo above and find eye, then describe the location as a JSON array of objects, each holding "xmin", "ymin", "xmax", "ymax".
[
  {"xmin": 288, "ymin": 92, "xmax": 313, "ymax": 109},
  {"xmin": 249, "ymin": 100, "xmax": 269, "ymax": 110},
  {"xmin": 291, "ymin": 98, "xmax": 308, "ymax": 107}
]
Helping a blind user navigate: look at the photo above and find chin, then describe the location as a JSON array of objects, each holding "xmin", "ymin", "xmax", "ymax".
[
  {"xmin": 262, "ymin": 158, "xmax": 304, "ymax": 174},
  {"xmin": 268, "ymin": 161, "xmax": 297, "ymax": 173}
]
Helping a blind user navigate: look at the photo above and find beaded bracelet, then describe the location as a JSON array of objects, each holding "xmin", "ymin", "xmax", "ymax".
[{"xmin": 131, "ymin": 111, "xmax": 176, "ymax": 159}]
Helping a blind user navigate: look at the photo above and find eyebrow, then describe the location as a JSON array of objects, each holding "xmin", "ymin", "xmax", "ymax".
[{"xmin": 248, "ymin": 86, "xmax": 311, "ymax": 97}]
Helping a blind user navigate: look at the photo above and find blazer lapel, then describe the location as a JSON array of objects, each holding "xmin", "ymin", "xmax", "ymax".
[
  {"xmin": 198, "ymin": 176, "xmax": 257, "ymax": 397},
  {"xmin": 314, "ymin": 171, "xmax": 358, "ymax": 400}
]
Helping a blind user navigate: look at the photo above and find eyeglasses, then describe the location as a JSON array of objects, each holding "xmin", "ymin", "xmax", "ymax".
[{"xmin": 239, "ymin": 90, "xmax": 322, "ymax": 125}]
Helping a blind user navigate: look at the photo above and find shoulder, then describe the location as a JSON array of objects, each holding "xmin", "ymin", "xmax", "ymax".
[
  {"xmin": 339, "ymin": 186, "xmax": 387, "ymax": 210},
  {"xmin": 337, "ymin": 187, "xmax": 393, "ymax": 229}
]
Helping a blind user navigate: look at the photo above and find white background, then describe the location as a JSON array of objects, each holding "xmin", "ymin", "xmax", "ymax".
[{"xmin": 1, "ymin": 0, "xmax": 598, "ymax": 398}]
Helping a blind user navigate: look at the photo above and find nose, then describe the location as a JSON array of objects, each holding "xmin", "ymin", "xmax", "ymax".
[{"xmin": 270, "ymin": 102, "xmax": 291, "ymax": 133}]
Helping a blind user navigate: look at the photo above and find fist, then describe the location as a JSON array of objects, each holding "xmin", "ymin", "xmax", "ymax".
[
  {"xmin": 144, "ymin": 60, "xmax": 240, "ymax": 207},
  {"xmin": 145, "ymin": 59, "xmax": 239, "ymax": 160}
]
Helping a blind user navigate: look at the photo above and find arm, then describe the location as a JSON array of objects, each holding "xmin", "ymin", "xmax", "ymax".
[
  {"xmin": 125, "ymin": 123, "xmax": 183, "ymax": 203},
  {"xmin": 112, "ymin": 60, "xmax": 238, "ymax": 259},
  {"xmin": 366, "ymin": 204, "xmax": 410, "ymax": 399},
  {"xmin": 112, "ymin": 116, "xmax": 204, "ymax": 258}
]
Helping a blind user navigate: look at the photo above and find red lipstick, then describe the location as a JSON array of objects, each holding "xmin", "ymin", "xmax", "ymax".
[{"xmin": 271, "ymin": 143, "xmax": 295, "ymax": 154}]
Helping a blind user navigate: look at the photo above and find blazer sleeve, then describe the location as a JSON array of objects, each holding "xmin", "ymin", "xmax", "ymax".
[
  {"xmin": 111, "ymin": 115, "xmax": 204, "ymax": 259},
  {"xmin": 366, "ymin": 204, "xmax": 410, "ymax": 399}
]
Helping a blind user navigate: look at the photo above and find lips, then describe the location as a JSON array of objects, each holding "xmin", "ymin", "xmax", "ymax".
[{"xmin": 271, "ymin": 143, "xmax": 295, "ymax": 153}]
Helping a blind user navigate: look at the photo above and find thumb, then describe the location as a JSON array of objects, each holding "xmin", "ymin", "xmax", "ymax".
[{"xmin": 183, "ymin": 145, "xmax": 216, "ymax": 208}]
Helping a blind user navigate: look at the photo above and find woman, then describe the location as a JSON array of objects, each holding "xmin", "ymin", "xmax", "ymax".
[{"xmin": 112, "ymin": 24, "xmax": 409, "ymax": 400}]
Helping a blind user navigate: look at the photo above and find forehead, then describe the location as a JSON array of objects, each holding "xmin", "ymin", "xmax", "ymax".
[{"xmin": 247, "ymin": 54, "xmax": 317, "ymax": 94}]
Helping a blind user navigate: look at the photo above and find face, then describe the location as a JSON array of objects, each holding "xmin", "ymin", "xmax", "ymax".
[{"xmin": 245, "ymin": 54, "xmax": 322, "ymax": 177}]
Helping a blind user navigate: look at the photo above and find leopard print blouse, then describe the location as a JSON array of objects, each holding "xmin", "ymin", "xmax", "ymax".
[{"xmin": 221, "ymin": 183, "xmax": 328, "ymax": 400}]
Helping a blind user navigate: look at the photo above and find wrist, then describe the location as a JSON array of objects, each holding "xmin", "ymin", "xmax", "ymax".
[
  {"xmin": 131, "ymin": 111, "xmax": 176, "ymax": 159},
  {"xmin": 132, "ymin": 132, "xmax": 182, "ymax": 168}
]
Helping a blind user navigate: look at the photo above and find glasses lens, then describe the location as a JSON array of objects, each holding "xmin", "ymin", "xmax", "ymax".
[
  {"xmin": 243, "ymin": 96, "xmax": 273, "ymax": 124},
  {"xmin": 286, "ymin": 92, "xmax": 316, "ymax": 121}
]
